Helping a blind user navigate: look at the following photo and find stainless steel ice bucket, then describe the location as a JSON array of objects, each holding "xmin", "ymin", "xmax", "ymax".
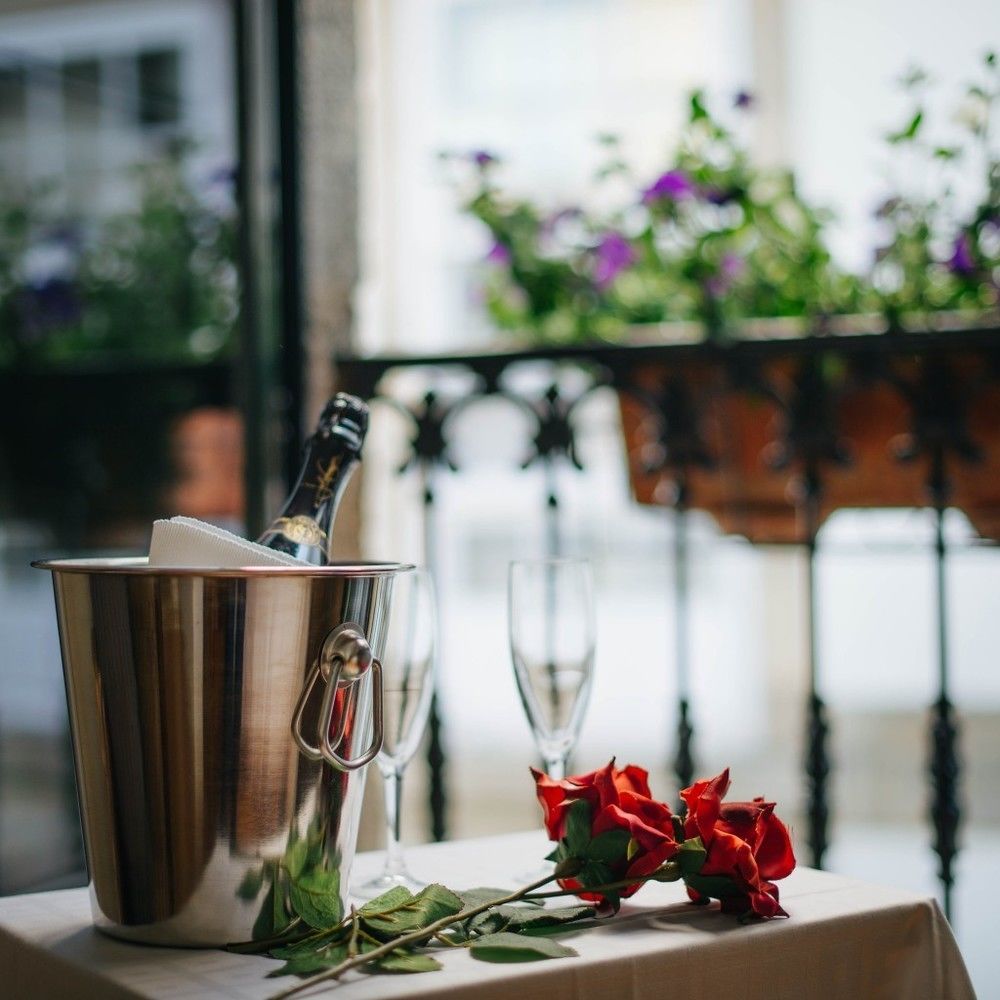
[{"xmin": 34, "ymin": 557, "xmax": 410, "ymax": 947}]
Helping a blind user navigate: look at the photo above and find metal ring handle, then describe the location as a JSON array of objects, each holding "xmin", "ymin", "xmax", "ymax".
[
  {"xmin": 321, "ymin": 658, "xmax": 383, "ymax": 770},
  {"xmin": 291, "ymin": 623, "xmax": 384, "ymax": 771}
]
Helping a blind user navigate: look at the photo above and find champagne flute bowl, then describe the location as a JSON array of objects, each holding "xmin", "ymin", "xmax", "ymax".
[{"xmin": 508, "ymin": 557, "xmax": 595, "ymax": 781}]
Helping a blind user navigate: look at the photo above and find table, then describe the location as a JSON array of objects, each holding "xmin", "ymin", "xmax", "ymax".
[{"xmin": 0, "ymin": 830, "xmax": 975, "ymax": 1000}]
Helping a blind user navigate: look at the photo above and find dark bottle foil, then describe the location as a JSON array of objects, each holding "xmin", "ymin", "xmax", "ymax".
[{"xmin": 256, "ymin": 393, "xmax": 369, "ymax": 564}]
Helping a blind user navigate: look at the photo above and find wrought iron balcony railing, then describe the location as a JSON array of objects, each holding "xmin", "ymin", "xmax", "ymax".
[{"xmin": 336, "ymin": 323, "xmax": 1000, "ymax": 922}]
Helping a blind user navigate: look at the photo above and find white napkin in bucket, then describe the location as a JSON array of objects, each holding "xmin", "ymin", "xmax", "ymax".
[{"xmin": 149, "ymin": 515, "xmax": 304, "ymax": 568}]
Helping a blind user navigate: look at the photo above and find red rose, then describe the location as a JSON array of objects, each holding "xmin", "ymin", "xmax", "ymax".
[
  {"xmin": 532, "ymin": 760, "xmax": 679, "ymax": 906},
  {"xmin": 680, "ymin": 768, "xmax": 796, "ymax": 919},
  {"xmin": 532, "ymin": 760, "xmax": 651, "ymax": 840}
]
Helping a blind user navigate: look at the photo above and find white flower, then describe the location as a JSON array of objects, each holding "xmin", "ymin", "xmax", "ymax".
[{"xmin": 954, "ymin": 92, "xmax": 990, "ymax": 133}]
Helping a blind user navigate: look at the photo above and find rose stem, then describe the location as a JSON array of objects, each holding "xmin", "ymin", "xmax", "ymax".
[
  {"xmin": 524, "ymin": 865, "xmax": 679, "ymax": 901},
  {"xmin": 266, "ymin": 872, "xmax": 559, "ymax": 1000}
]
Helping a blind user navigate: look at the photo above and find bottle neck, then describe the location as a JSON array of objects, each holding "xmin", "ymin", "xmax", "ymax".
[{"xmin": 257, "ymin": 438, "xmax": 360, "ymax": 564}]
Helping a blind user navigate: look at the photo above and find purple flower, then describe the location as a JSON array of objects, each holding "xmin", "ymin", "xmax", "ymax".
[
  {"xmin": 720, "ymin": 252, "xmax": 745, "ymax": 278},
  {"xmin": 733, "ymin": 90, "xmax": 754, "ymax": 110},
  {"xmin": 641, "ymin": 170, "xmax": 695, "ymax": 205},
  {"xmin": 16, "ymin": 277, "xmax": 82, "ymax": 338},
  {"xmin": 486, "ymin": 240, "xmax": 511, "ymax": 265},
  {"xmin": 704, "ymin": 253, "xmax": 745, "ymax": 298},
  {"xmin": 948, "ymin": 233, "xmax": 976, "ymax": 275},
  {"xmin": 593, "ymin": 232, "xmax": 636, "ymax": 289},
  {"xmin": 471, "ymin": 150, "xmax": 498, "ymax": 168}
]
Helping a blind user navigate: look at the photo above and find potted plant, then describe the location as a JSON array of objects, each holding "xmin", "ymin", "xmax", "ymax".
[
  {"xmin": 454, "ymin": 58, "xmax": 1000, "ymax": 541},
  {"xmin": 0, "ymin": 151, "xmax": 239, "ymax": 546}
]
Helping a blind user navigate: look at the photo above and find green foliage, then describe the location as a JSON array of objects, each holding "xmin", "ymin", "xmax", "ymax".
[
  {"xmin": 230, "ymin": 864, "xmax": 598, "ymax": 989},
  {"xmin": 674, "ymin": 837, "xmax": 708, "ymax": 878},
  {"xmin": 0, "ymin": 148, "xmax": 237, "ymax": 369},
  {"xmin": 469, "ymin": 931, "xmax": 577, "ymax": 962},
  {"xmin": 289, "ymin": 871, "xmax": 344, "ymax": 930},
  {"xmin": 359, "ymin": 884, "xmax": 464, "ymax": 939},
  {"xmin": 456, "ymin": 58, "xmax": 1000, "ymax": 345},
  {"xmin": 374, "ymin": 952, "xmax": 443, "ymax": 974},
  {"xmin": 873, "ymin": 52, "xmax": 1000, "ymax": 327},
  {"xmin": 459, "ymin": 902, "xmax": 594, "ymax": 939},
  {"xmin": 457, "ymin": 886, "xmax": 542, "ymax": 910}
]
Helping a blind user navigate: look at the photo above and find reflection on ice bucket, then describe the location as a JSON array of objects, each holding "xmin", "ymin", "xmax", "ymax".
[{"xmin": 33, "ymin": 558, "xmax": 410, "ymax": 947}]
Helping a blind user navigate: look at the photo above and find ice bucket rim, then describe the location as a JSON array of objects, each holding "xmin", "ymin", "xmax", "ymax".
[{"xmin": 32, "ymin": 556, "xmax": 414, "ymax": 578}]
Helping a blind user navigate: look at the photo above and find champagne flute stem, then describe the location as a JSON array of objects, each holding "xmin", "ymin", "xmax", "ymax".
[
  {"xmin": 543, "ymin": 753, "xmax": 566, "ymax": 782},
  {"xmin": 382, "ymin": 767, "xmax": 405, "ymax": 877}
]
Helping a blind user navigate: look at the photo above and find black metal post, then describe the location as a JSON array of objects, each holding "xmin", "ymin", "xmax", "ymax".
[
  {"xmin": 418, "ymin": 393, "xmax": 447, "ymax": 843},
  {"xmin": 803, "ymin": 483, "xmax": 830, "ymax": 869},
  {"xmin": 233, "ymin": 0, "xmax": 284, "ymax": 537},
  {"xmin": 544, "ymin": 457, "xmax": 561, "ymax": 559},
  {"xmin": 895, "ymin": 357, "xmax": 968, "ymax": 922},
  {"xmin": 274, "ymin": 0, "xmax": 306, "ymax": 487},
  {"xmin": 672, "ymin": 486, "xmax": 694, "ymax": 794},
  {"xmin": 929, "ymin": 470, "xmax": 960, "ymax": 922}
]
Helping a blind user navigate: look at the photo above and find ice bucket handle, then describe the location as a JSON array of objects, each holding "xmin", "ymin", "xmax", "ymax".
[{"xmin": 291, "ymin": 622, "xmax": 384, "ymax": 771}]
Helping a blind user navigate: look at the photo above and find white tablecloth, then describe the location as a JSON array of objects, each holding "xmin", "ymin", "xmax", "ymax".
[{"xmin": 0, "ymin": 830, "xmax": 975, "ymax": 1000}]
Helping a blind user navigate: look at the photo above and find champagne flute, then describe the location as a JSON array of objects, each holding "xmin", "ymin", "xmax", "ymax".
[
  {"xmin": 353, "ymin": 567, "xmax": 437, "ymax": 899},
  {"xmin": 508, "ymin": 557, "xmax": 595, "ymax": 782}
]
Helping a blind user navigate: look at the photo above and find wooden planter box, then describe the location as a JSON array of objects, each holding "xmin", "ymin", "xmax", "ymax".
[
  {"xmin": 618, "ymin": 337, "xmax": 1000, "ymax": 543},
  {"xmin": 0, "ymin": 360, "xmax": 236, "ymax": 547}
]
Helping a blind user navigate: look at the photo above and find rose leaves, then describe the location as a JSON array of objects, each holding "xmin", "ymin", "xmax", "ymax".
[{"xmin": 232, "ymin": 879, "xmax": 594, "ymax": 984}]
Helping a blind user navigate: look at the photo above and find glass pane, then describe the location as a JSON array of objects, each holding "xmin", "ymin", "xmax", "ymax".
[
  {"xmin": 137, "ymin": 48, "xmax": 180, "ymax": 127},
  {"xmin": 0, "ymin": 65, "xmax": 26, "ymax": 175},
  {"xmin": 62, "ymin": 58, "xmax": 101, "ymax": 127},
  {"xmin": 0, "ymin": 0, "xmax": 241, "ymax": 894}
]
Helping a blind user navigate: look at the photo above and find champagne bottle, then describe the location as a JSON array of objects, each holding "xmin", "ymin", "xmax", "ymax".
[{"xmin": 256, "ymin": 392, "xmax": 369, "ymax": 564}]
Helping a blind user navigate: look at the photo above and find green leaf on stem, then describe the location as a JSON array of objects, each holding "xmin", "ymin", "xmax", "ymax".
[
  {"xmin": 266, "ymin": 950, "xmax": 343, "ymax": 979},
  {"xmin": 689, "ymin": 90, "xmax": 710, "ymax": 122},
  {"xmin": 465, "ymin": 909, "xmax": 508, "ymax": 937},
  {"xmin": 887, "ymin": 110, "xmax": 923, "ymax": 143},
  {"xmin": 502, "ymin": 905, "xmax": 595, "ymax": 931},
  {"xmin": 674, "ymin": 837, "xmax": 707, "ymax": 878},
  {"xmin": 269, "ymin": 938, "xmax": 346, "ymax": 961},
  {"xmin": 289, "ymin": 870, "xmax": 343, "ymax": 930},
  {"xmin": 362, "ymin": 883, "xmax": 464, "ymax": 939},
  {"xmin": 236, "ymin": 867, "xmax": 264, "ymax": 901},
  {"xmin": 251, "ymin": 882, "xmax": 276, "ymax": 941},
  {"xmin": 576, "ymin": 860, "xmax": 615, "ymax": 890},
  {"xmin": 359, "ymin": 885, "xmax": 413, "ymax": 914},
  {"xmin": 375, "ymin": 952, "xmax": 443, "ymax": 974},
  {"xmin": 586, "ymin": 829, "xmax": 631, "ymax": 864},
  {"xmin": 463, "ymin": 902, "xmax": 591, "ymax": 937},
  {"xmin": 284, "ymin": 839, "xmax": 308, "ymax": 880},
  {"xmin": 252, "ymin": 872, "xmax": 295, "ymax": 941},
  {"xmin": 458, "ymin": 887, "xmax": 541, "ymax": 910},
  {"xmin": 470, "ymin": 931, "xmax": 577, "ymax": 963},
  {"xmin": 564, "ymin": 799, "xmax": 592, "ymax": 856}
]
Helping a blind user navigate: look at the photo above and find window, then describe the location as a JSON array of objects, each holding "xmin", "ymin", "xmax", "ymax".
[{"xmin": 137, "ymin": 48, "xmax": 180, "ymax": 127}]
